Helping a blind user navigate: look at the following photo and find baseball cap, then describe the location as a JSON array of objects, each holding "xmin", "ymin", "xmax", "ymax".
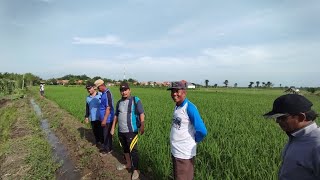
[
  {"xmin": 167, "ymin": 81, "xmax": 187, "ymax": 90},
  {"xmin": 85, "ymin": 82, "xmax": 95, "ymax": 89},
  {"xmin": 120, "ymin": 82, "xmax": 130, "ymax": 91},
  {"xmin": 263, "ymin": 94, "xmax": 313, "ymax": 118},
  {"xmin": 94, "ymin": 79, "xmax": 104, "ymax": 87}
]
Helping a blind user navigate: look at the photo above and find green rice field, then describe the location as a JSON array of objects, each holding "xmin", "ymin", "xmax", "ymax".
[{"xmin": 37, "ymin": 86, "xmax": 320, "ymax": 179}]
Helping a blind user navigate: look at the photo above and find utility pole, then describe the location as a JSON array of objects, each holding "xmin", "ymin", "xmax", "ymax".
[
  {"xmin": 123, "ymin": 64, "xmax": 126, "ymax": 80},
  {"xmin": 22, "ymin": 73, "xmax": 25, "ymax": 90}
]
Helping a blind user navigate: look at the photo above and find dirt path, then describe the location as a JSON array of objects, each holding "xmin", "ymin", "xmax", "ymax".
[
  {"xmin": 0, "ymin": 98, "xmax": 59, "ymax": 179},
  {"xmin": 33, "ymin": 95, "xmax": 150, "ymax": 179}
]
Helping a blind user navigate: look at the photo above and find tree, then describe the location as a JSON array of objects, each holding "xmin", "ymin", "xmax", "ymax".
[
  {"xmin": 205, "ymin": 80, "xmax": 209, "ymax": 88},
  {"xmin": 128, "ymin": 78, "xmax": 137, "ymax": 83},
  {"xmin": 68, "ymin": 78, "xmax": 76, "ymax": 85},
  {"xmin": 223, "ymin": 80, "xmax": 229, "ymax": 87},
  {"xmin": 234, "ymin": 83, "xmax": 238, "ymax": 88},
  {"xmin": 256, "ymin": 81, "xmax": 260, "ymax": 88},
  {"xmin": 248, "ymin": 82, "xmax": 254, "ymax": 88},
  {"xmin": 266, "ymin": 81, "xmax": 272, "ymax": 88},
  {"xmin": 92, "ymin": 76, "xmax": 102, "ymax": 81},
  {"xmin": 213, "ymin": 84, "xmax": 218, "ymax": 88},
  {"xmin": 306, "ymin": 88, "xmax": 316, "ymax": 93},
  {"xmin": 47, "ymin": 78, "xmax": 58, "ymax": 85}
]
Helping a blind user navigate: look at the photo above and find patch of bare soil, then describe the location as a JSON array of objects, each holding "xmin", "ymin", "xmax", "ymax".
[
  {"xmin": 37, "ymin": 97, "xmax": 150, "ymax": 180},
  {"xmin": 0, "ymin": 98, "xmax": 9, "ymax": 108},
  {"xmin": 0, "ymin": 99, "xmax": 33, "ymax": 180}
]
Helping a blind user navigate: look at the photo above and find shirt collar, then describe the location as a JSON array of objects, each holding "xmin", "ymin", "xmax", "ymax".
[
  {"xmin": 291, "ymin": 122, "xmax": 318, "ymax": 137},
  {"xmin": 176, "ymin": 98, "xmax": 188, "ymax": 107},
  {"xmin": 102, "ymin": 89, "xmax": 109, "ymax": 94}
]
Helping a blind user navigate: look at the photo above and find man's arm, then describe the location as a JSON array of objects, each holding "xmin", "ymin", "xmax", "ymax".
[
  {"xmin": 102, "ymin": 107, "xmax": 110, "ymax": 126},
  {"xmin": 110, "ymin": 116, "xmax": 118, "ymax": 135},
  {"xmin": 102, "ymin": 91, "xmax": 113, "ymax": 126},
  {"xmin": 139, "ymin": 113, "xmax": 145, "ymax": 135},
  {"xmin": 187, "ymin": 102, "xmax": 207, "ymax": 143},
  {"xmin": 84, "ymin": 101, "xmax": 89, "ymax": 123},
  {"xmin": 110, "ymin": 101, "xmax": 120, "ymax": 135}
]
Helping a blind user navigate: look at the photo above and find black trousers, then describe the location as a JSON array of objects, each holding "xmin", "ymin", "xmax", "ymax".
[
  {"xmin": 118, "ymin": 132, "xmax": 139, "ymax": 170},
  {"xmin": 102, "ymin": 123, "xmax": 113, "ymax": 151},
  {"xmin": 90, "ymin": 121, "xmax": 103, "ymax": 144}
]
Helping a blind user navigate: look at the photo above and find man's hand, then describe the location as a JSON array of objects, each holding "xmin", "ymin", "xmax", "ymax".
[
  {"xmin": 139, "ymin": 122, "xmax": 145, "ymax": 135},
  {"xmin": 101, "ymin": 120, "xmax": 107, "ymax": 127},
  {"xmin": 85, "ymin": 118, "xmax": 89, "ymax": 124},
  {"xmin": 110, "ymin": 128, "xmax": 115, "ymax": 135}
]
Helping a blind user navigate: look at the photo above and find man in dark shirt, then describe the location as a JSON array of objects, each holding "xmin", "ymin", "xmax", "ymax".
[
  {"xmin": 94, "ymin": 79, "xmax": 114, "ymax": 156},
  {"xmin": 264, "ymin": 94, "xmax": 320, "ymax": 180}
]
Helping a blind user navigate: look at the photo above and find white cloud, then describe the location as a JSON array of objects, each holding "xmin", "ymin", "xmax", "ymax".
[
  {"xmin": 72, "ymin": 35, "xmax": 124, "ymax": 46},
  {"xmin": 202, "ymin": 46, "xmax": 271, "ymax": 66}
]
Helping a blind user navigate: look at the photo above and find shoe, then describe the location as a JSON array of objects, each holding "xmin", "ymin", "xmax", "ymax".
[
  {"xmin": 131, "ymin": 170, "xmax": 139, "ymax": 180},
  {"xmin": 96, "ymin": 142, "xmax": 103, "ymax": 150},
  {"xmin": 117, "ymin": 164, "xmax": 128, "ymax": 171},
  {"xmin": 99, "ymin": 150, "xmax": 108, "ymax": 157}
]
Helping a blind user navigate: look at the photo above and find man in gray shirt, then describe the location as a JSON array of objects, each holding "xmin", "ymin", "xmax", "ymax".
[
  {"xmin": 264, "ymin": 94, "xmax": 320, "ymax": 180},
  {"xmin": 110, "ymin": 82, "xmax": 145, "ymax": 180}
]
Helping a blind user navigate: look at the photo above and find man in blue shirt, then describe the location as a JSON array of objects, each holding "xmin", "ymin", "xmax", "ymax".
[
  {"xmin": 84, "ymin": 82, "xmax": 103, "ymax": 148},
  {"xmin": 264, "ymin": 94, "xmax": 320, "ymax": 180},
  {"xmin": 94, "ymin": 79, "xmax": 115, "ymax": 156},
  {"xmin": 168, "ymin": 81, "xmax": 207, "ymax": 180}
]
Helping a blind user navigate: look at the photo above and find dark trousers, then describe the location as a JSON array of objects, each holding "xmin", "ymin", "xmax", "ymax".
[
  {"xmin": 172, "ymin": 155, "xmax": 195, "ymax": 180},
  {"xmin": 90, "ymin": 121, "xmax": 103, "ymax": 144},
  {"xmin": 118, "ymin": 132, "xmax": 139, "ymax": 170},
  {"xmin": 102, "ymin": 123, "xmax": 113, "ymax": 151}
]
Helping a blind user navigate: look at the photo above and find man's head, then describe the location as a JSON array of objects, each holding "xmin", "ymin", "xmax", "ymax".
[
  {"xmin": 94, "ymin": 79, "xmax": 106, "ymax": 92},
  {"xmin": 264, "ymin": 94, "xmax": 318, "ymax": 133},
  {"xmin": 119, "ymin": 82, "xmax": 131, "ymax": 98},
  {"xmin": 167, "ymin": 81, "xmax": 187, "ymax": 105},
  {"xmin": 85, "ymin": 82, "xmax": 96, "ymax": 95}
]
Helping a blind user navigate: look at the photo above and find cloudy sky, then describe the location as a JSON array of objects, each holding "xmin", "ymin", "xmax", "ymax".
[{"xmin": 0, "ymin": 0, "xmax": 319, "ymax": 87}]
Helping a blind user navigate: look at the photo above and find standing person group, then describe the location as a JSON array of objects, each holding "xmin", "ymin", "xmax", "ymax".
[
  {"xmin": 84, "ymin": 79, "xmax": 208, "ymax": 180},
  {"xmin": 83, "ymin": 79, "xmax": 320, "ymax": 179},
  {"xmin": 264, "ymin": 94, "xmax": 320, "ymax": 180}
]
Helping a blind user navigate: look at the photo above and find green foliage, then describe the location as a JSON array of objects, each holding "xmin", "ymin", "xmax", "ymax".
[
  {"xmin": 306, "ymin": 87, "xmax": 316, "ymax": 94},
  {"xmin": 24, "ymin": 137, "xmax": 59, "ymax": 179},
  {"xmin": 0, "ymin": 99, "xmax": 59, "ymax": 179},
  {"xmin": 59, "ymin": 74, "xmax": 90, "ymax": 80},
  {"xmin": 0, "ymin": 105, "xmax": 17, "ymax": 143}
]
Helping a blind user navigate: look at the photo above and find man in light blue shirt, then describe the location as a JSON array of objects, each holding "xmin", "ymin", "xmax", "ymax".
[
  {"xmin": 84, "ymin": 82, "xmax": 103, "ymax": 148},
  {"xmin": 264, "ymin": 94, "xmax": 320, "ymax": 180}
]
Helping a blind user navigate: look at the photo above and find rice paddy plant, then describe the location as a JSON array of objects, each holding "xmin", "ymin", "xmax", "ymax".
[{"xmin": 39, "ymin": 85, "xmax": 320, "ymax": 179}]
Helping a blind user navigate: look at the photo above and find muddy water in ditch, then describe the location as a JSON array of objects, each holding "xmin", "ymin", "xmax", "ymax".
[{"xmin": 30, "ymin": 99, "xmax": 81, "ymax": 179}]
